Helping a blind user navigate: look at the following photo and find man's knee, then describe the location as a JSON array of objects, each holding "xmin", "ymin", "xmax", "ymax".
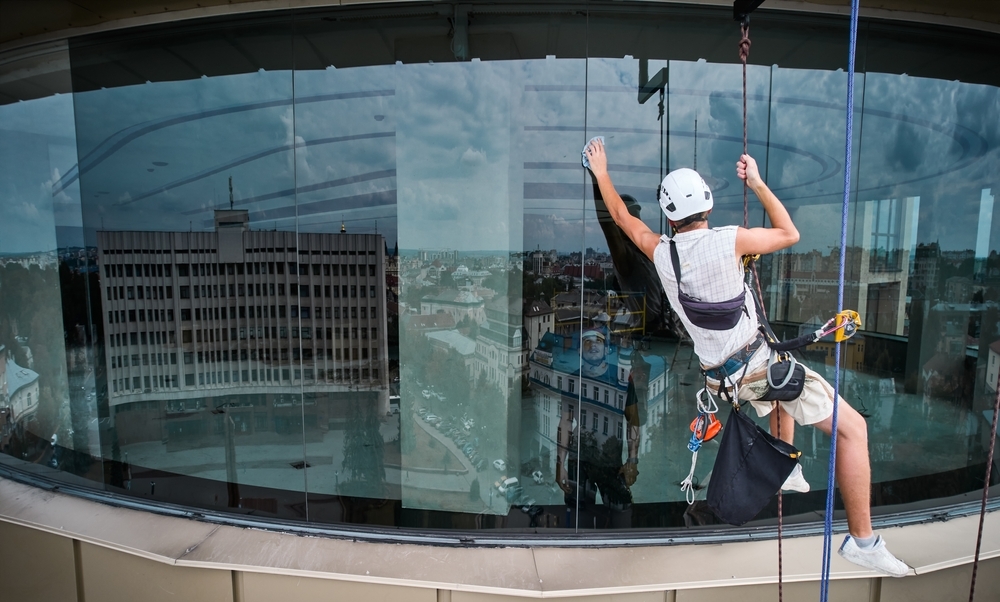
[{"xmin": 835, "ymin": 402, "xmax": 868, "ymax": 445}]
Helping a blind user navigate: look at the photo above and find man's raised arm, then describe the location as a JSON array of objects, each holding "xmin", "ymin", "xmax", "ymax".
[
  {"xmin": 585, "ymin": 139, "xmax": 661, "ymax": 262},
  {"xmin": 735, "ymin": 154, "xmax": 799, "ymax": 256}
]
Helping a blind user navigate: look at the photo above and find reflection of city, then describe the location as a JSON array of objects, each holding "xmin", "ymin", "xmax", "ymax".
[
  {"xmin": 97, "ymin": 209, "xmax": 389, "ymax": 452},
  {"xmin": 767, "ymin": 198, "xmax": 920, "ymax": 337},
  {"xmin": 764, "ymin": 191, "xmax": 1000, "ymax": 412},
  {"xmin": 397, "ymin": 248, "xmax": 528, "ymax": 515}
]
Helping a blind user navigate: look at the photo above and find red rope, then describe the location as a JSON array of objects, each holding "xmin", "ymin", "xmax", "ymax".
[
  {"xmin": 777, "ymin": 412, "xmax": 784, "ymax": 602},
  {"xmin": 740, "ymin": 21, "xmax": 782, "ymax": 602},
  {"xmin": 740, "ymin": 22, "xmax": 751, "ymax": 231}
]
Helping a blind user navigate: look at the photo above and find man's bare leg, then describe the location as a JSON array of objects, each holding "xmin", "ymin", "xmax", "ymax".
[
  {"xmin": 813, "ymin": 399, "xmax": 910, "ymax": 576},
  {"xmin": 811, "ymin": 399, "xmax": 871, "ymax": 538}
]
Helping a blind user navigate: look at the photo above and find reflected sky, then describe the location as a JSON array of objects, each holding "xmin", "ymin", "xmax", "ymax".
[
  {"xmin": 398, "ymin": 60, "xmax": 515, "ymax": 252},
  {"xmin": 0, "ymin": 94, "xmax": 79, "ymax": 253},
  {"xmin": 2, "ymin": 56, "xmax": 995, "ymax": 256}
]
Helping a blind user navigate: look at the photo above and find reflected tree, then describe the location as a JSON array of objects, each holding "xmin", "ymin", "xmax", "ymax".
[{"xmin": 0, "ymin": 263, "xmax": 70, "ymax": 442}]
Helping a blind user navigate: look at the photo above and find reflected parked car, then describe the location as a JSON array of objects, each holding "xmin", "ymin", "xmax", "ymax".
[
  {"xmin": 496, "ymin": 477, "xmax": 518, "ymax": 494},
  {"xmin": 493, "ymin": 459, "xmax": 506, "ymax": 471},
  {"xmin": 531, "ymin": 470, "xmax": 545, "ymax": 484}
]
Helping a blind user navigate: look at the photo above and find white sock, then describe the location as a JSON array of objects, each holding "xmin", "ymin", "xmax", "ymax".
[{"xmin": 854, "ymin": 534, "xmax": 878, "ymax": 549}]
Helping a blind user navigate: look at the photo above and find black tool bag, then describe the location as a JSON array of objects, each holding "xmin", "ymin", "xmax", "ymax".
[
  {"xmin": 758, "ymin": 351, "xmax": 806, "ymax": 402},
  {"xmin": 670, "ymin": 239, "xmax": 747, "ymax": 331},
  {"xmin": 707, "ymin": 404, "xmax": 801, "ymax": 526}
]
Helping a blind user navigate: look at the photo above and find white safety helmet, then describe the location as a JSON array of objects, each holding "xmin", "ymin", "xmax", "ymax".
[{"xmin": 657, "ymin": 168, "xmax": 713, "ymax": 221}]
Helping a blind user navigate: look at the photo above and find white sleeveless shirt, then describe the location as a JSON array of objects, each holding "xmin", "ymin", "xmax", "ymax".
[{"xmin": 652, "ymin": 226, "xmax": 761, "ymax": 368}]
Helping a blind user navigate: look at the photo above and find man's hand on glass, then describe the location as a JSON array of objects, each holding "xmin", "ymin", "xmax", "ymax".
[{"xmin": 585, "ymin": 138, "xmax": 609, "ymax": 177}]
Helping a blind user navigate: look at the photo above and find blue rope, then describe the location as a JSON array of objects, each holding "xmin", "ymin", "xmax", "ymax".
[{"xmin": 820, "ymin": 1, "xmax": 860, "ymax": 600}]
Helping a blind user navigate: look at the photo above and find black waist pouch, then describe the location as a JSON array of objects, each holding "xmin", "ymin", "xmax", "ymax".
[
  {"xmin": 678, "ymin": 289, "xmax": 747, "ymax": 331},
  {"xmin": 758, "ymin": 353, "xmax": 806, "ymax": 402},
  {"xmin": 707, "ymin": 405, "xmax": 801, "ymax": 526}
]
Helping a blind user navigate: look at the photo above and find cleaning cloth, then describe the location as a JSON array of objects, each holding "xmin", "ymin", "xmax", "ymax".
[{"xmin": 581, "ymin": 136, "xmax": 605, "ymax": 169}]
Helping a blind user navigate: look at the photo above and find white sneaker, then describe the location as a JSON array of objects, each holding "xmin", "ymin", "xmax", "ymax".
[
  {"xmin": 837, "ymin": 535, "xmax": 910, "ymax": 577},
  {"xmin": 781, "ymin": 464, "xmax": 810, "ymax": 493}
]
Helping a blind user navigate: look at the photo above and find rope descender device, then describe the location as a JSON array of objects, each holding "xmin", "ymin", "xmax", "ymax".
[
  {"xmin": 833, "ymin": 310, "xmax": 861, "ymax": 342},
  {"xmin": 767, "ymin": 310, "xmax": 862, "ymax": 352},
  {"xmin": 680, "ymin": 388, "xmax": 722, "ymax": 504},
  {"xmin": 689, "ymin": 411, "xmax": 722, "ymax": 450}
]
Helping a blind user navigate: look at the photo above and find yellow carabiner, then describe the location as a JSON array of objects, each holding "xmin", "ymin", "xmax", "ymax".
[{"xmin": 834, "ymin": 310, "xmax": 862, "ymax": 342}]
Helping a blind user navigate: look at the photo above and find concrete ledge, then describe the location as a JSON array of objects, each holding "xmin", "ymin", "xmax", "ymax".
[{"xmin": 2, "ymin": 476, "xmax": 1000, "ymax": 598}]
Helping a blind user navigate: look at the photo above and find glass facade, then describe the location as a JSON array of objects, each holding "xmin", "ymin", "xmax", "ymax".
[{"xmin": 1, "ymin": 3, "xmax": 999, "ymax": 533}]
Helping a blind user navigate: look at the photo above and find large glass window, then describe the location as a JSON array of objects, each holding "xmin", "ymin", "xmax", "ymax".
[{"xmin": 0, "ymin": 3, "xmax": 998, "ymax": 534}]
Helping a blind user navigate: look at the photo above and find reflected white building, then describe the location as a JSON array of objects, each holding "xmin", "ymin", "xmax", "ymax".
[
  {"xmin": 473, "ymin": 297, "xmax": 526, "ymax": 387},
  {"xmin": 97, "ymin": 210, "xmax": 389, "ymax": 415},
  {"xmin": 527, "ymin": 332, "xmax": 667, "ymax": 481},
  {"xmin": 2, "ymin": 346, "xmax": 40, "ymax": 424}
]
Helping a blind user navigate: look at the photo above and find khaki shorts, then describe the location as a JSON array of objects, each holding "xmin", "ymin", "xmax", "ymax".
[{"xmin": 709, "ymin": 363, "xmax": 838, "ymax": 426}]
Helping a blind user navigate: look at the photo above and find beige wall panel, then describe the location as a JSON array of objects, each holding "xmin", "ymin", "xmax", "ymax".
[
  {"xmin": 243, "ymin": 572, "xmax": 437, "ymax": 602},
  {"xmin": 0, "ymin": 521, "xmax": 78, "ymax": 602},
  {"xmin": 677, "ymin": 578, "xmax": 874, "ymax": 602},
  {"xmin": 79, "ymin": 541, "xmax": 232, "ymax": 602},
  {"xmin": 881, "ymin": 558, "xmax": 1000, "ymax": 602},
  {"xmin": 453, "ymin": 592, "xmax": 665, "ymax": 602}
]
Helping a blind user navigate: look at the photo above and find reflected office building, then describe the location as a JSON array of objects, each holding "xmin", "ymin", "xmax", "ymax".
[{"xmin": 98, "ymin": 210, "xmax": 389, "ymax": 494}]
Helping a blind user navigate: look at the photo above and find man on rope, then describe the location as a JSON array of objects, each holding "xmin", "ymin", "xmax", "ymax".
[{"xmin": 583, "ymin": 138, "xmax": 909, "ymax": 577}]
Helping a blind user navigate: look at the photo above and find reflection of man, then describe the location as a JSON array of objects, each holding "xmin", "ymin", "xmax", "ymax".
[
  {"xmin": 581, "ymin": 329, "xmax": 609, "ymax": 378},
  {"xmin": 554, "ymin": 335, "xmax": 645, "ymax": 515},
  {"xmin": 591, "ymin": 181, "xmax": 675, "ymax": 336},
  {"xmin": 583, "ymin": 139, "xmax": 909, "ymax": 577},
  {"xmin": 620, "ymin": 350, "xmax": 647, "ymax": 487}
]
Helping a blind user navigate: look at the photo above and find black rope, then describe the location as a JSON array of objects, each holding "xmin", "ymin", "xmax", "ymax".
[{"xmin": 970, "ymin": 369, "xmax": 1000, "ymax": 601}]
